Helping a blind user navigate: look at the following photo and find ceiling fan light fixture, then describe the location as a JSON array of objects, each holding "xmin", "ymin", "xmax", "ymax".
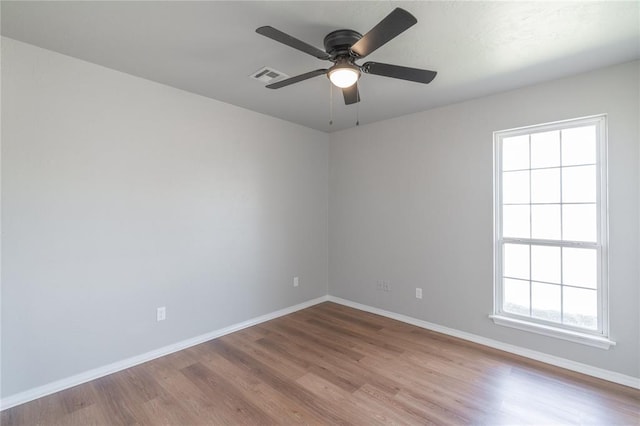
[{"xmin": 328, "ymin": 64, "xmax": 360, "ymax": 88}]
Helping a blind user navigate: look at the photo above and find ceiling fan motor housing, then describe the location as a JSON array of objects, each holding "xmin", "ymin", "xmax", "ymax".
[{"xmin": 323, "ymin": 29, "xmax": 362, "ymax": 59}]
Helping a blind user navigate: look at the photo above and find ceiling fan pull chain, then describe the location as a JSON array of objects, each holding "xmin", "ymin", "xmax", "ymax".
[
  {"xmin": 356, "ymin": 100, "xmax": 360, "ymax": 126},
  {"xmin": 329, "ymin": 82, "xmax": 334, "ymax": 126}
]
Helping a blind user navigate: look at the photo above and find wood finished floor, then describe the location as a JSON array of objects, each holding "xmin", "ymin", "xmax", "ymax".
[{"xmin": 2, "ymin": 302, "xmax": 639, "ymax": 425}]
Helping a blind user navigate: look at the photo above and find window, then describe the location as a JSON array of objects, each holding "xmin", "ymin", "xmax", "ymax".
[{"xmin": 492, "ymin": 115, "xmax": 614, "ymax": 349}]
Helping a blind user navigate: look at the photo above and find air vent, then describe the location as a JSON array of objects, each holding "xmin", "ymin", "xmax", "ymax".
[{"xmin": 250, "ymin": 66, "xmax": 289, "ymax": 84}]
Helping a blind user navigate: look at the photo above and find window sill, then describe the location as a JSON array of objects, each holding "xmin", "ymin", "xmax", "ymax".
[{"xmin": 489, "ymin": 315, "xmax": 616, "ymax": 350}]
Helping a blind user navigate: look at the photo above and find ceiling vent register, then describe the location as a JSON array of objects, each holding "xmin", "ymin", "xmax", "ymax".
[{"xmin": 250, "ymin": 67, "xmax": 289, "ymax": 84}]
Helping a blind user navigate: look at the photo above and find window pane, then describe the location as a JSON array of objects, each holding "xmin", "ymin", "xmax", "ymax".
[
  {"xmin": 531, "ymin": 130, "xmax": 560, "ymax": 169},
  {"xmin": 503, "ymin": 205, "xmax": 530, "ymax": 238},
  {"xmin": 532, "ymin": 282, "xmax": 561, "ymax": 323},
  {"xmin": 504, "ymin": 243, "xmax": 529, "ymax": 280},
  {"xmin": 531, "ymin": 168, "xmax": 560, "ymax": 204},
  {"xmin": 563, "ymin": 287, "xmax": 597, "ymax": 329},
  {"xmin": 563, "ymin": 204, "xmax": 597, "ymax": 242},
  {"xmin": 563, "ymin": 248, "xmax": 597, "ymax": 289},
  {"xmin": 562, "ymin": 126, "xmax": 596, "ymax": 166},
  {"xmin": 504, "ymin": 278, "xmax": 530, "ymax": 316},
  {"xmin": 503, "ymin": 135, "xmax": 529, "ymax": 171},
  {"xmin": 503, "ymin": 171, "xmax": 530, "ymax": 204},
  {"xmin": 531, "ymin": 204, "xmax": 561, "ymax": 240},
  {"xmin": 562, "ymin": 165, "xmax": 596, "ymax": 203},
  {"xmin": 531, "ymin": 245, "xmax": 560, "ymax": 284}
]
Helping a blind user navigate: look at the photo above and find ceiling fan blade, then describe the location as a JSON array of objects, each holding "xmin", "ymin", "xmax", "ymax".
[
  {"xmin": 256, "ymin": 26, "xmax": 330, "ymax": 60},
  {"xmin": 266, "ymin": 69, "xmax": 328, "ymax": 89},
  {"xmin": 362, "ymin": 62, "xmax": 437, "ymax": 84},
  {"xmin": 351, "ymin": 8, "xmax": 417, "ymax": 58},
  {"xmin": 342, "ymin": 83, "xmax": 360, "ymax": 105}
]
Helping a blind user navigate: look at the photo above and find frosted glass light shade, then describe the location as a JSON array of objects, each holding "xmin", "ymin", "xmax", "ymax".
[{"xmin": 328, "ymin": 67, "xmax": 359, "ymax": 88}]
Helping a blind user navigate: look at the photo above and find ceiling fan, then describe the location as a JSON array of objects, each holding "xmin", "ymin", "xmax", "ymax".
[{"xmin": 256, "ymin": 8, "xmax": 437, "ymax": 105}]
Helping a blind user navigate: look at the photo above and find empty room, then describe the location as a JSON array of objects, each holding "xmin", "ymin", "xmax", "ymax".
[{"xmin": 1, "ymin": 1, "xmax": 639, "ymax": 424}]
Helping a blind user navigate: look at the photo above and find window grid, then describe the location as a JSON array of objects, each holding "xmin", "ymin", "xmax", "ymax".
[
  {"xmin": 502, "ymin": 275, "xmax": 596, "ymax": 292},
  {"xmin": 494, "ymin": 115, "xmax": 608, "ymax": 338}
]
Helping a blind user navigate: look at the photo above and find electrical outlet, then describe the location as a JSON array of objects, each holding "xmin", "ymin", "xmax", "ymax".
[
  {"xmin": 416, "ymin": 288, "xmax": 423, "ymax": 299},
  {"xmin": 157, "ymin": 306, "xmax": 166, "ymax": 322},
  {"xmin": 293, "ymin": 276, "xmax": 299, "ymax": 287}
]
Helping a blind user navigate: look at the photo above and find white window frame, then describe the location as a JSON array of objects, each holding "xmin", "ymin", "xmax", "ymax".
[{"xmin": 491, "ymin": 115, "xmax": 615, "ymax": 349}]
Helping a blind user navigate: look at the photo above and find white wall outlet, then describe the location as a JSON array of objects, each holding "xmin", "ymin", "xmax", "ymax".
[
  {"xmin": 157, "ymin": 306, "xmax": 166, "ymax": 321},
  {"xmin": 293, "ymin": 276, "xmax": 299, "ymax": 287},
  {"xmin": 416, "ymin": 288, "xmax": 423, "ymax": 299}
]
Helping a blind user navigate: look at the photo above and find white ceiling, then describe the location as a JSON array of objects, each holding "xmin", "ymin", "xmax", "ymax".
[{"xmin": 2, "ymin": 1, "xmax": 639, "ymax": 132}]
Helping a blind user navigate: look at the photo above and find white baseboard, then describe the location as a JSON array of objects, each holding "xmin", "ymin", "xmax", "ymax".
[
  {"xmin": 3, "ymin": 293, "xmax": 637, "ymax": 411},
  {"xmin": 0, "ymin": 295, "xmax": 330, "ymax": 411},
  {"xmin": 328, "ymin": 296, "xmax": 640, "ymax": 390}
]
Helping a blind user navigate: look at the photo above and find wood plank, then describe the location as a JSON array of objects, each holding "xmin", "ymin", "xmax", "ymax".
[
  {"xmin": 295, "ymin": 372, "xmax": 391, "ymax": 425},
  {"xmin": 207, "ymin": 339, "xmax": 350, "ymax": 424},
  {"xmin": 200, "ymin": 350, "xmax": 330, "ymax": 424},
  {"xmin": 253, "ymin": 327, "xmax": 401, "ymax": 396},
  {"xmin": 180, "ymin": 362, "xmax": 276, "ymax": 425}
]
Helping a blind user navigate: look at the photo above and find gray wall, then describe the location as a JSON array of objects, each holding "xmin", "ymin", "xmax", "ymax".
[
  {"xmin": 329, "ymin": 61, "xmax": 640, "ymax": 378},
  {"xmin": 1, "ymin": 38, "xmax": 329, "ymax": 397},
  {"xmin": 2, "ymin": 36, "xmax": 638, "ymax": 400}
]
